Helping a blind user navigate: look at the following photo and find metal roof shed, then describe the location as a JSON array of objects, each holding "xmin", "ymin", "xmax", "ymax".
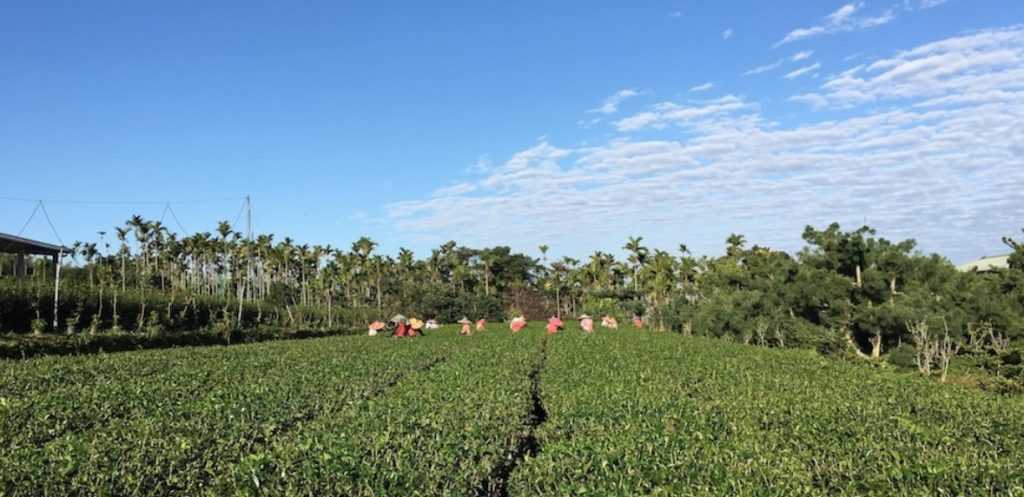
[
  {"xmin": 0, "ymin": 232, "xmax": 70, "ymax": 278},
  {"xmin": 1, "ymin": 232, "xmax": 72, "ymax": 331}
]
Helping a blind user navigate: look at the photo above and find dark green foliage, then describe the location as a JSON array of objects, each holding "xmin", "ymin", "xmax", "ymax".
[
  {"xmin": 0, "ymin": 328, "xmax": 538, "ymax": 496},
  {"xmin": 3, "ymin": 219, "xmax": 1022, "ymax": 367},
  {"xmin": 4, "ymin": 329, "xmax": 1023, "ymax": 495},
  {"xmin": 509, "ymin": 331, "xmax": 1024, "ymax": 496},
  {"xmin": 781, "ymin": 317, "xmax": 831, "ymax": 350},
  {"xmin": 639, "ymin": 224, "xmax": 1023, "ymax": 363},
  {"xmin": 1002, "ymin": 348, "xmax": 1023, "ymax": 366},
  {"xmin": 0, "ymin": 280, "xmax": 383, "ymax": 336},
  {"xmin": 0, "ymin": 326, "xmax": 360, "ymax": 359},
  {"xmin": 406, "ymin": 284, "xmax": 504, "ymax": 322},
  {"xmin": 888, "ymin": 343, "xmax": 919, "ymax": 369}
]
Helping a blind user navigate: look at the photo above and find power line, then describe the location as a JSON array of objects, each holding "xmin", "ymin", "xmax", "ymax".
[
  {"xmin": 0, "ymin": 195, "xmax": 240, "ymax": 205},
  {"xmin": 6, "ymin": 195, "xmax": 240, "ymax": 240},
  {"xmin": 166, "ymin": 204, "xmax": 191, "ymax": 236},
  {"xmin": 17, "ymin": 200, "xmax": 66, "ymax": 246},
  {"xmin": 17, "ymin": 202, "xmax": 41, "ymax": 236},
  {"xmin": 38, "ymin": 202, "xmax": 66, "ymax": 246},
  {"xmin": 231, "ymin": 198, "xmax": 247, "ymax": 229},
  {"xmin": 7, "ymin": 195, "xmax": 244, "ymax": 242}
]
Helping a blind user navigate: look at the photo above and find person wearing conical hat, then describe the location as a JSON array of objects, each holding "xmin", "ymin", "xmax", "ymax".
[
  {"xmin": 458, "ymin": 317, "xmax": 473, "ymax": 336},
  {"xmin": 394, "ymin": 321, "xmax": 409, "ymax": 338},
  {"xmin": 409, "ymin": 317, "xmax": 425, "ymax": 337},
  {"xmin": 579, "ymin": 314, "xmax": 594, "ymax": 334},
  {"xmin": 389, "ymin": 314, "xmax": 410, "ymax": 338},
  {"xmin": 601, "ymin": 315, "xmax": 618, "ymax": 329},
  {"xmin": 546, "ymin": 316, "xmax": 563, "ymax": 335},
  {"xmin": 510, "ymin": 316, "xmax": 527, "ymax": 333},
  {"xmin": 368, "ymin": 320, "xmax": 385, "ymax": 336}
]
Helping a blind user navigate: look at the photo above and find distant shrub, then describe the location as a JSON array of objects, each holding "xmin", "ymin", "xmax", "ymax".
[
  {"xmin": 887, "ymin": 343, "xmax": 918, "ymax": 369},
  {"xmin": 816, "ymin": 329, "xmax": 853, "ymax": 357},
  {"xmin": 782, "ymin": 319, "xmax": 829, "ymax": 350},
  {"xmin": 1000, "ymin": 347, "xmax": 1023, "ymax": 366}
]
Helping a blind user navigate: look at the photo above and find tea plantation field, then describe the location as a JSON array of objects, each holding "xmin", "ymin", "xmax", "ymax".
[{"xmin": 2, "ymin": 325, "xmax": 1023, "ymax": 496}]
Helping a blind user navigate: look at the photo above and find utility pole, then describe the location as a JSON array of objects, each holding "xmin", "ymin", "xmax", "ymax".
[
  {"xmin": 245, "ymin": 195, "xmax": 253, "ymax": 241},
  {"xmin": 53, "ymin": 249, "xmax": 63, "ymax": 331},
  {"xmin": 243, "ymin": 195, "xmax": 253, "ymax": 313}
]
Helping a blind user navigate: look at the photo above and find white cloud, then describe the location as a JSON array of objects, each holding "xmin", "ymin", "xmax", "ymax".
[
  {"xmin": 828, "ymin": 3, "xmax": 861, "ymax": 24},
  {"xmin": 722, "ymin": 29, "xmax": 733, "ymax": 40},
  {"xmin": 792, "ymin": 25, "xmax": 1024, "ymax": 108},
  {"xmin": 689, "ymin": 82, "xmax": 715, "ymax": 92},
  {"xmin": 859, "ymin": 10, "xmax": 896, "ymax": 27},
  {"xmin": 389, "ymin": 27, "xmax": 1024, "ymax": 263},
  {"xmin": 784, "ymin": 62, "xmax": 821, "ymax": 79},
  {"xmin": 614, "ymin": 95, "xmax": 753, "ymax": 132},
  {"xmin": 613, "ymin": 112, "xmax": 660, "ymax": 132},
  {"xmin": 432, "ymin": 182, "xmax": 478, "ymax": 197},
  {"xmin": 788, "ymin": 93, "xmax": 830, "ymax": 109},
  {"xmin": 740, "ymin": 42, "xmax": 812, "ymax": 76},
  {"xmin": 589, "ymin": 89, "xmax": 641, "ymax": 114},
  {"xmin": 744, "ymin": 60, "xmax": 783, "ymax": 76},
  {"xmin": 919, "ymin": 0, "xmax": 949, "ymax": 9},
  {"xmin": 792, "ymin": 50, "xmax": 814, "ymax": 62},
  {"xmin": 670, "ymin": 11, "xmax": 682, "ymax": 18},
  {"xmin": 776, "ymin": 3, "xmax": 896, "ymax": 46}
]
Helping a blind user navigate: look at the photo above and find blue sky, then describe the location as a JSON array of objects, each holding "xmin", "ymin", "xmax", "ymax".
[{"xmin": 2, "ymin": 1, "xmax": 1022, "ymax": 263}]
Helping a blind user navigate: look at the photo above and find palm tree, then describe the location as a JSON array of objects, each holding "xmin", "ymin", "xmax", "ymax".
[
  {"xmin": 550, "ymin": 260, "xmax": 570, "ymax": 318},
  {"xmin": 452, "ymin": 261, "xmax": 471, "ymax": 293},
  {"xmin": 624, "ymin": 236, "xmax": 649, "ymax": 292},
  {"xmin": 477, "ymin": 250, "xmax": 497, "ymax": 296},
  {"xmin": 80, "ymin": 242, "xmax": 99, "ymax": 289},
  {"xmin": 562, "ymin": 257, "xmax": 581, "ymax": 315},
  {"xmin": 726, "ymin": 234, "xmax": 747, "ymax": 258},
  {"xmin": 370, "ymin": 255, "xmax": 386, "ymax": 310},
  {"xmin": 114, "ymin": 227, "xmax": 130, "ymax": 292},
  {"xmin": 351, "ymin": 237, "xmax": 377, "ymax": 304},
  {"xmin": 397, "ymin": 248, "xmax": 415, "ymax": 302}
]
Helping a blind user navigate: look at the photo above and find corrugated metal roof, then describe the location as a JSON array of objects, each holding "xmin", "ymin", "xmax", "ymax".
[
  {"xmin": 0, "ymin": 232, "xmax": 70, "ymax": 256},
  {"xmin": 956, "ymin": 254, "xmax": 1011, "ymax": 273}
]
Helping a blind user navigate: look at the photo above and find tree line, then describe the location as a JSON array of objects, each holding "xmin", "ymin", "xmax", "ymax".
[{"xmin": 2, "ymin": 217, "xmax": 1022, "ymax": 363}]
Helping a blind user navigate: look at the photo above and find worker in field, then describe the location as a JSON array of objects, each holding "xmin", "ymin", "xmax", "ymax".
[
  {"xmin": 579, "ymin": 314, "xmax": 594, "ymax": 333},
  {"xmin": 510, "ymin": 316, "xmax": 527, "ymax": 333},
  {"xmin": 391, "ymin": 314, "xmax": 409, "ymax": 338},
  {"xmin": 633, "ymin": 315, "xmax": 644, "ymax": 329},
  {"xmin": 476, "ymin": 318, "xmax": 487, "ymax": 331},
  {"xmin": 546, "ymin": 316, "xmax": 563, "ymax": 335},
  {"xmin": 601, "ymin": 315, "xmax": 618, "ymax": 329},
  {"xmin": 409, "ymin": 317, "xmax": 424, "ymax": 337},
  {"xmin": 458, "ymin": 317, "xmax": 473, "ymax": 336},
  {"xmin": 368, "ymin": 321, "xmax": 385, "ymax": 336}
]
